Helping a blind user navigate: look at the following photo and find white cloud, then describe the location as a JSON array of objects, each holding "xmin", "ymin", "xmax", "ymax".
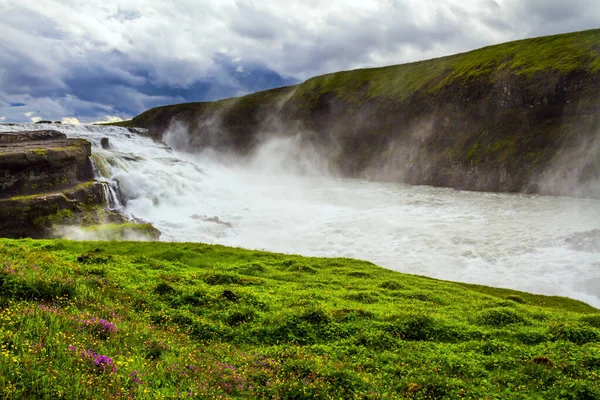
[
  {"xmin": 4, "ymin": 0, "xmax": 599, "ymax": 84},
  {"xmin": 31, "ymin": 117, "xmax": 41, "ymax": 123},
  {"xmin": 0, "ymin": 116, "xmax": 5, "ymax": 121},
  {"xmin": 90, "ymin": 115, "xmax": 125, "ymax": 124},
  {"xmin": 0, "ymin": 0, "xmax": 599, "ymax": 121},
  {"xmin": 61, "ymin": 117, "xmax": 80, "ymax": 124}
]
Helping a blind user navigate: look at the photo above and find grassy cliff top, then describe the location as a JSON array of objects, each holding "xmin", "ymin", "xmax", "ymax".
[
  {"xmin": 1, "ymin": 239, "xmax": 598, "ymax": 398},
  {"xmin": 122, "ymin": 28, "xmax": 600, "ymax": 128}
]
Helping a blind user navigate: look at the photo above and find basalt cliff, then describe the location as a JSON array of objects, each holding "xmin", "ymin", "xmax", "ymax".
[{"xmin": 120, "ymin": 29, "xmax": 600, "ymax": 198}]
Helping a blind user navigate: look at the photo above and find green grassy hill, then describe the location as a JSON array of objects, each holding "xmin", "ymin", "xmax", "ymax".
[
  {"xmin": 124, "ymin": 29, "xmax": 600, "ymax": 128},
  {"xmin": 1, "ymin": 239, "xmax": 598, "ymax": 398},
  {"xmin": 119, "ymin": 29, "xmax": 600, "ymax": 199}
]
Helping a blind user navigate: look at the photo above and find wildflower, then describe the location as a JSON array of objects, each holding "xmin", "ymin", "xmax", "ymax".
[
  {"xmin": 82, "ymin": 317, "xmax": 118, "ymax": 339},
  {"xmin": 68, "ymin": 346, "xmax": 116, "ymax": 374}
]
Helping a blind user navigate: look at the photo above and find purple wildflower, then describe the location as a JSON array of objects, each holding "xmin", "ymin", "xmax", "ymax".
[
  {"xmin": 82, "ymin": 317, "xmax": 118, "ymax": 339},
  {"xmin": 68, "ymin": 346, "xmax": 116, "ymax": 373}
]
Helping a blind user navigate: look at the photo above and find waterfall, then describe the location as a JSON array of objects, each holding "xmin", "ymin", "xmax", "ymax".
[
  {"xmin": 1, "ymin": 122, "xmax": 600, "ymax": 307},
  {"xmin": 98, "ymin": 179, "xmax": 124, "ymax": 210}
]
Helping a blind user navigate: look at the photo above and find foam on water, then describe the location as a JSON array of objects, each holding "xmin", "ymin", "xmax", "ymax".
[{"xmin": 3, "ymin": 123, "xmax": 600, "ymax": 307}]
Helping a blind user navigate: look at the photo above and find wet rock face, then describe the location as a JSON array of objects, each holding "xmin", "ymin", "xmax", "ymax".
[
  {"xmin": 0, "ymin": 130, "xmax": 66, "ymax": 143},
  {"xmin": 101, "ymin": 137, "xmax": 110, "ymax": 149},
  {"xmin": 0, "ymin": 181, "xmax": 108, "ymax": 238},
  {"xmin": 0, "ymin": 130, "xmax": 94, "ymax": 198},
  {"xmin": 0, "ymin": 129, "xmax": 158, "ymax": 239},
  {"xmin": 0, "ymin": 130, "xmax": 102, "ymax": 238}
]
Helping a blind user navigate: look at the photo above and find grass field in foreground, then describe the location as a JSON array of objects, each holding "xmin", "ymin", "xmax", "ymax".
[{"xmin": 0, "ymin": 239, "xmax": 599, "ymax": 399}]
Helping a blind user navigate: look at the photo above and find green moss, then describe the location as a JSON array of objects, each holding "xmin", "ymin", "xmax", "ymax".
[
  {"xmin": 466, "ymin": 142, "xmax": 480, "ymax": 160},
  {"xmin": 91, "ymin": 154, "xmax": 111, "ymax": 178},
  {"xmin": 81, "ymin": 223, "xmax": 160, "ymax": 241},
  {"xmin": 32, "ymin": 209, "xmax": 75, "ymax": 227},
  {"xmin": 8, "ymin": 193, "xmax": 51, "ymax": 202}
]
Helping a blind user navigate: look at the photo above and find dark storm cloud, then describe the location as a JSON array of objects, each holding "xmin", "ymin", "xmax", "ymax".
[{"xmin": 0, "ymin": 0, "xmax": 598, "ymax": 123}]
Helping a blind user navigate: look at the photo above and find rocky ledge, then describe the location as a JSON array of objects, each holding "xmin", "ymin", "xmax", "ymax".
[
  {"xmin": 0, "ymin": 130, "xmax": 159, "ymax": 239},
  {"xmin": 0, "ymin": 130, "xmax": 94, "ymax": 197}
]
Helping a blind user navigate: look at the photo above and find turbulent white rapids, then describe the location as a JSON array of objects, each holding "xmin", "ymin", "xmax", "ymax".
[{"xmin": 4, "ymin": 123, "xmax": 600, "ymax": 307}]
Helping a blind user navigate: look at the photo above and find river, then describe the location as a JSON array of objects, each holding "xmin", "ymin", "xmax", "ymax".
[{"xmin": 3, "ymin": 123, "xmax": 599, "ymax": 307}]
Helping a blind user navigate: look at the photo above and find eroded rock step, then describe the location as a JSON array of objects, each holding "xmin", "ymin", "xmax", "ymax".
[
  {"xmin": 0, "ymin": 130, "xmax": 160, "ymax": 240},
  {"xmin": 0, "ymin": 130, "xmax": 94, "ymax": 198},
  {"xmin": 0, "ymin": 180, "xmax": 116, "ymax": 238}
]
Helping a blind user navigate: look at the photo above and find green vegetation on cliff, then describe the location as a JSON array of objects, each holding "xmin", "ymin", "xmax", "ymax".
[
  {"xmin": 1, "ymin": 239, "xmax": 598, "ymax": 398},
  {"xmin": 118, "ymin": 29, "xmax": 600, "ymax": 199},
  {"xmin": 123, "ymin": 28, "xmax": 600, "ymax": 129}
]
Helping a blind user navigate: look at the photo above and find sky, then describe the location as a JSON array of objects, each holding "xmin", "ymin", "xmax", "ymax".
[{"xmin": 0, "ymin": 0, "xmax": 599, "ymax": 124}]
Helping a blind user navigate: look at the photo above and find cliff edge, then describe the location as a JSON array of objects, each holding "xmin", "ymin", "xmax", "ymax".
[{"xmin": 120, "ymin": 29, "xmax": 600, "ymax": 198}]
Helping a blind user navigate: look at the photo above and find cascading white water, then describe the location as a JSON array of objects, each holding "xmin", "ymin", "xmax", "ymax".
[
  {"xmin": 2, "ymin": 123, "xmax": 600, "ymax": 307},
  {"xmin": 97, "ymin": 179, "xmax": 123, "ymax": 210}
]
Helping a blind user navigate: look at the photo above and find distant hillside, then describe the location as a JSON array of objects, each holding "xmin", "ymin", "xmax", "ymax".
[{"xmin": 121, "ymin": 29, "xmax": 600, "ymax": 198}]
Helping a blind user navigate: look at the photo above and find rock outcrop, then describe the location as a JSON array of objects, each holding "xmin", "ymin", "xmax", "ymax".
[
  {"xmin": 0, "ymin": 131, "xmax": 115, "ymax": 238},
  {"xmin": 118, "ymin": 29, "xmax": 600, "ymax": 199},
  {"xmin": 0, "ymin": 130, "xmax": 94, "ymax": 197}
]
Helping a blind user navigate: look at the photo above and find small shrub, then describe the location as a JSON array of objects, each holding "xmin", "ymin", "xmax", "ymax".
[
  {"xmin": 204, "ymin": 273, "xmax": 240, "ymax": 285},
  {"xmin": 477, "ymin": 308, "xmax": 526, "ymax": 326},
  {"xmin": 225, "ymin": 308, "xmax": 257, "ymax": 326},
  {"xmin": 222, "ymin": 290, "xmax": 237, "ymax": 302},
  {"xmin": 181, "ymin": 290, "xmax": 212, "ymax": 306},
  {"xmin": 0, "ymin": 273, "xmax": 75, "ymax": 301},
  {"xmin": 379, "ymin": 281, "xmax": 404, "ymax": 290},
  {"xmin": 346, "ymin": 271, "xmax": 370, "ymax": 278},
  {"xmin": 86, "ymin": 267, "xmax": 107, "ymax": 277},
  {"xmin": 143, "ymin": 340, "xmax": 168, "ymax": 360},
  {"xmin": 400, "ymin": 376, "xmax": 454, "ymax": 399},
  {"xmin": 515, "ymin": 329, "xmax": 549, "ymax": 345},
  {"xmin": 190, "ymin": 320, "xmax": 225, "ymax": 342},
  {"xmin": 77, "ymin": 253, "xmax": 111, "ymax": 264},
  {"xmin": 344, "ymin": 292, "xmax": 379, "ymax": 304},
  {"xmin": 403, "ymin": 290, "xmax": 444, "ymax": 304},
  {"xmin": 532, "ymin": 356, "xmax": 554, "ymax": 367},
  {"xmin": 549, "ymin": 322, "xmax": 599, "ymax": 345},
  {"xmin": 506, "ymin": 295, "xmax": 527, "ymax": 304},
  {"xmin": 285, "ymin": 264, "xmax": 317, "ymax": 274},
  {"xmin": 558, "ymin": 381, "xmax": 600, "ymax": 400},
  {"xmin": 300, "ymin": 308, "xmax": 331, "ymax": 325},
  {"xmin": 238, "ymin": 262, "xmax": 266, "ymax": 275},
  {"xmin": 331, "ymin": 308, "xmax": 375, "ymax": 322},
  {"xmin": 154, "ymin": 282, "xmax": 176, "ymax": 295},
  {"xmin": 354, "ymin": 330, "xmax": 397, "ymax": 350},
  {"xmin": 474, "ymin": 339, "xmax": 509, "ymax": 355},
  {"xmin": 387, "ymin": 314, "xmax": 437, "ymax": 341},
  {"xmin": 580, "ymin": 314, "xmax": 600, "ymax": 328}
]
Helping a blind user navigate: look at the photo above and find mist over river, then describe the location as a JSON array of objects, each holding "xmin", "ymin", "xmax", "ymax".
[{"xmin": 4, "ymin": 123, "xmax": 600, "ymax": 307}]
